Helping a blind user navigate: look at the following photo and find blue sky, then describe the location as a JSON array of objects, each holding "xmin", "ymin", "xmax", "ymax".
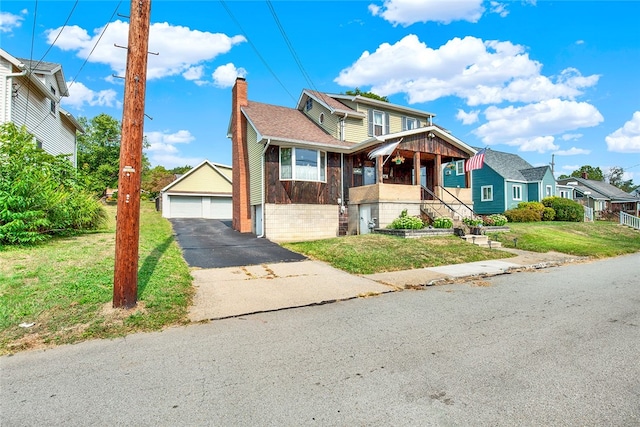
[{"xmin": 2, "ymin": 0, "xmax": 639, "ymax": 182}]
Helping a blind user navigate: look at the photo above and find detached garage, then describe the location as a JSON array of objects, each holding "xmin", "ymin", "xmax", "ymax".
[{"xmin": 160, "ymin": 160, "xmax": 233, "ymax": 219}]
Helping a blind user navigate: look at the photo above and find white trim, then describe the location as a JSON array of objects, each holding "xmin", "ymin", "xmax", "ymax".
[
  {"xmin": 513, "ymin": 184, "xmax": 522, "ymax": 201},
  {"xmin": 481, "ymin": 185, "xmax": 493, "ymax": 202}
]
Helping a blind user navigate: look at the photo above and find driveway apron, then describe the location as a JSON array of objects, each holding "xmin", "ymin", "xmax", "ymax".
[{"xmin": 169, "ymin": 218, "xmax": 306, "ymax": 268}]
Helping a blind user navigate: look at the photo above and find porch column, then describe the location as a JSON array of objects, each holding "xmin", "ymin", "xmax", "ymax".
[
  {"xmin": 377, "ymin": 156, "xmax": 384, "ymax": 183},
  {"xmin": 465, "ymin": 171, "xmax": 471, "ymax": 188},
  {"xmin": 434, "ymin": 154, "xmax": 441, "ymax": 192},
  {"xmin": 413, "ymin": 152, "xmax": 421, "ymax": 186}
]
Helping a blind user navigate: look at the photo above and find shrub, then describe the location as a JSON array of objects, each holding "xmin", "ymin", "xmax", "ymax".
[
  {"xmin": 0, "ymin": 122, "xmax": 107, "ymax": 244},
  {"xmin": 388, "ymin": 209, "xmax": 424, "ymax": 229},
  {"xmin": 504, "ymin": 208, "xmax": 542, "ymax": 223},
  {"xmin": 432, "ymin": 217, "xmax": 453, "ymax": 229},
  {"xmin": 483, "ymin": 214, "xmax": 508, "ymax": 226},
  {"xmin": 517, "ymin": 201, "xmax": 545, "ymax": 219},
  {"xmin": 542, "ymin": 196, "xmax": 584, "ymax": 222},
  {"xmin": 542, "ymin": 207, "xmax": 556, "ymax": 221}
]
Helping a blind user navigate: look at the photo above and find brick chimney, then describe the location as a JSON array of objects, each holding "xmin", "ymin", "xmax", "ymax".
[
  {"xmin": 581, "ymin": 171, "xmax": 588, "ymax": 179},
  {"xmin": 231, "ymin": 77, "xmax": 252, "ymax": 233}
]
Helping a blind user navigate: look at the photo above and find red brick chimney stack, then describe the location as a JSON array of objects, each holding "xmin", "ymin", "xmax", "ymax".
[
  {"xmin": 231, "ymin": 77, "xmax": 252, "ymax": 233},
  {"xmin": 582, "ymin": 171, "xmax": 588, "ymax": 180}
]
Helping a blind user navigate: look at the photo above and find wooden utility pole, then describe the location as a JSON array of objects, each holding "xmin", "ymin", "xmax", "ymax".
[{"xmin": 113, "ymin": 0, "xmax": 152, "ymax": 308}]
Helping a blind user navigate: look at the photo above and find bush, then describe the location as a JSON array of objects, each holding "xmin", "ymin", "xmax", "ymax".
[
  {"xmin": 463, "ymin": 217, "xmax": 483, "ymax": 227},
  {"xmin": 542, "ymin": 196, "xmax": 584, "ymax": 222},
  {"xmin": 483, "ymin": 214, "xmax": 508, "ymax": 226},
  {"xmin": 388, "ymin": 209, "xmax": 424, "ymax": 229},
  {"xmin": 0, "ymin": 123, "xmax": 107, "ymax": 244},
  {"xmin": 542, "ymin": 207, "xmax": 556, "ymax": 221},
  {"xmin": 432, "ymin": 217, "xmax": 453, "ymax": 229},
  {"xmin": 504, "ymin": 208, "xmax": 542, "ymax": 223},
  {"xmin": 517, "ymin": 201, "xmax": 545, "ymax": 219}
]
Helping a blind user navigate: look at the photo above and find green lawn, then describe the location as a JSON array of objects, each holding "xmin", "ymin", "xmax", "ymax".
[
  {"xmin": 0, "ymin": 202, "xmax": 193, "ymax": 355},
  {"xmin": 487, "ymin": 221, "xmax": 640, "ymax": 257}
]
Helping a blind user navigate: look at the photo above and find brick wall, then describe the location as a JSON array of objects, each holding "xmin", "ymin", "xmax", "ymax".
[{"xmin": 231, "ymin": 77, "xmax": 252, "ymax": 232}]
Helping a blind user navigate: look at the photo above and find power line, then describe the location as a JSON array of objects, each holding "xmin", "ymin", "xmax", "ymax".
[
  {"xmin": 31, "ymin": 0, "xmax": 79, "ymax": 73},
  {"xmin": 266, "ymin": 0, "xmax": 320, "ymax": 94},
  {"xmin": 219, "ymin": 0, "xmax": 296, "ymax": 103}
]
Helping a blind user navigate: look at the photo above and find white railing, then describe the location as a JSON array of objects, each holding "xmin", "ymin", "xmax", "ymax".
[
  {"xmin": 620, "ymin": 212, "xmax": 640, "ymax": 230},
  {"xmin": 584, "ymin": 205, "xmax": 594, "ymax": 222}
]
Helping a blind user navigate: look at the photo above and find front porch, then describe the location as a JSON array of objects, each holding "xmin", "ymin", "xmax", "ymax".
[{"xmin": 347, "ymin": 183, "xmax": 474, "ymax": 235}]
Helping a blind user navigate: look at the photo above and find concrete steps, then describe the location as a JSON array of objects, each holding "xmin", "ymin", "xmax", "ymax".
[{"xmin": 460, "ymin": 234, "xmax": 502, "ymax": 249}]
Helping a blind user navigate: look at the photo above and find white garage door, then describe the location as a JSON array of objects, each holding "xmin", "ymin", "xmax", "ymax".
[
  {"xmin": 169, "ymin": 196, "xmax": 203, "ymax": 218},
  {"xmin": 168, "ymin": 195, "xmax": 232, "ymax": 219}
]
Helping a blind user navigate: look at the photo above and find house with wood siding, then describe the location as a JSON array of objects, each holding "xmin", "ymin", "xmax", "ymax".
[
  {"xmin": 556, "ymin": 176, "xmax": 640, "ymax": 218},
  {"xmin": 229, "ymin": 78, "xmax": 478, "ymax": 242},
  {"xmin": 464, "ymin": 148, "xmax": 556, "ymax": 215},
  {"xmin": 0, "ymin": 48, "xmax": 82, "ymax": 167}
]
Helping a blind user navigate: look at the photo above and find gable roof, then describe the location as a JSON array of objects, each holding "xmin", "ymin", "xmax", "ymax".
[
  {"xmin": 242, "ymin": 101, "xmax": 355, "ymax": 149},
  {"xmin": 161, "ymin": 159, "xmax": 232, "ymax": 193},
  {"xmin": 481, "ymin": 149, "xmax": 550, "ymax": 181},
  {"xmin": 17, "ymin": 57, "xmax": 69, "ymax": 97},
  {"xmin": 557, "ymin": 177, "xmax": 639, "ymax": 202}
]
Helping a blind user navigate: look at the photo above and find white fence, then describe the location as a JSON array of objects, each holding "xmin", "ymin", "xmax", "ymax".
[{"xmin": 620, "ymin": 212, "xmax": 640, "ymax": 230}]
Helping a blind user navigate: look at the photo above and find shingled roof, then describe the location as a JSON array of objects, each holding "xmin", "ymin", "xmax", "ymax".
[
  {"xmin": 482, "ymin": 149, "xmax": 550, "ymax": 181},
  {"xmin": 242, "ymin": 101, "xmax": 355, "ymax": 149},
  {"xmin": 557, "ymin": 177, "xmax": 639, "ymax": 202}
]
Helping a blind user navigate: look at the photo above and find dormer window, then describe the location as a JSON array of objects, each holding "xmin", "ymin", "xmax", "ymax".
[{"xmin": 305, "ymin": 98, "xmax": 313, "ymax": 111}]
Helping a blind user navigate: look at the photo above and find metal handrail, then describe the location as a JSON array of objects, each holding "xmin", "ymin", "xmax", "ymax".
[
  {"xmin": 437, "ymin": 185, "xmax": 479, "ymax": 218},
  {"xmin": 421, "ymin": 185, "xmax": 465, "ymax": 220}
]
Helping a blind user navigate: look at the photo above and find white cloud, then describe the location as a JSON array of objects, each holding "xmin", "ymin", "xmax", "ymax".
[
  {"xmin": 576, "ymin": 40, "xmax": 585, "ymax": 45},
  {"xmin": 605, "ymin": 111, "xmax": 640, "ymax": 153},
  {"xmin": 456, "ymin": 109, "xmax": 480, "ymax": 125},
  {"xmin": 0, "ymin": 10, "xmax": 25, "ymax": 33},
  {"xmin": 490, "ymin": 2, "xmax": 509, "ymax": 17},
  {"xmin": 369, "ymin": 0, "xmax": 484, "ymax": 26},
  {"xmin": 62, "ymin": 81, "xmax": 119, "ymax": 109},
  {"xmin": 474, "ymin": 99, "xmax": 603, "ymax": 151},
  {"xmin": 335, "ymin": 35, "xmax": 598, "ymax": 106},
  {"xmin": 212, "ymin": 63, "xmax": 247, "ymax": 88},
  {"xmin": 183, "ymin": 66, "xmax": 204, "ymax": 81},
  {"xmin": 45, "ymin": 21, "xmax": 246, "ymax": 81},
  {"xmin": 561, "ymin": 133, "xmax": 583, "ymax": 141},
  {"xmin": 144, "ymin": 130, "xmax": 202, "ymax": 168},
  {"xmin": 554, "ymin": 147, "xmax": 591, "ymax": 156}
]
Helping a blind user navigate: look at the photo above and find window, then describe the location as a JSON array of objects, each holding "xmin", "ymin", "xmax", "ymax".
[
  {"xmin": 559, "ymin": 189, "xmax": 570, "ymax": 198},
  {"xmin": 36, "ymin": 139, "xmax": 43, "ymax": 150},
  {"xmin": 305, "ymin": 98, "xmax": 313, "ymax": 111},
  {"xmin": 481, "ymin": 185, "xmax": 493, "ymax": 201},
  {"xmin": 513, "ymin": 185, "xmax": 522, "ymax": 201},
  {"xmin": 279, "ymin": 147, "xmax": 326, "ymax": 182},
  {"xmin": 456, "ymin": 160, "xmax": 465, "ymax": 175},
  {"xmin": 402, "ymin": 117, "xmax": 417, "ymax": 131},
  {"xmin": 546, "ymin": 185, "xmax": 552, "ymax": 197},
  {"xmin": 368, "ymin": 109, "xmax": 389, "ymax": 136},
  {"xmin": 50, "ymin": 87, "xmax": 56, "ymax": 114}
]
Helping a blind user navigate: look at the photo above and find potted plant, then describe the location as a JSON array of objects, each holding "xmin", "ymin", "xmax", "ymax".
[{"xmin": 463, "ymin": 217, "xmax": 484, "ymax": 235}]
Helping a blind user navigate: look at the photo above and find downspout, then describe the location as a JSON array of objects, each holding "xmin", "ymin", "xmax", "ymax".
[
  {"xmin": 4, "ymin": 70, "xmax": 27, "ymax": 122},
  {"xmin": 257, "ymin": 138, "xmax": 271, "ymax": 238}
]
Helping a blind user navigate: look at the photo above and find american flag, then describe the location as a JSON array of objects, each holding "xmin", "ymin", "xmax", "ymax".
[{"xmin": 465, "ymin": 148, "xmax": 486, "ymax": 172}]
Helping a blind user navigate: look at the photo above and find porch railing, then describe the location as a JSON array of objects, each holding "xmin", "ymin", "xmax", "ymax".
[
  {"xmin": 437, "ymin": 186, "xmax": 478, "ymax": 218},
  {"xmin": 620, "ymin": 211, "xmax": 640, "ymax": 230},
  {"xmin": 421, "ymin": 185, "xmax": 475, "ymax": 222},
  {"xmin": 584, "ymin": 205, "xmax": 594, "ymax": 222}
]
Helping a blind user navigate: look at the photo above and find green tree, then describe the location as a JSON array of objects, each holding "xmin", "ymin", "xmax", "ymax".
[
  {"xmin": 142, "ymin": 165, "xmax": 176, "ymax": 199},
  {"xmin": 77, "ymin": 113, "xmax": 150, "ymax": 196},
  {"xmin": 0, "ymin": 123, "xmax": 106, "ymax": 244},
  {"xmin": 345, "ymin": 88, "xmax": 389, "ymax": 102},
  {"xmin": 569, "ymin": 165, "xmax": 604, "ymax": 181},
  {"xmin": 607, "ymin": 166, "xmax": 635, "ymax": 192}
]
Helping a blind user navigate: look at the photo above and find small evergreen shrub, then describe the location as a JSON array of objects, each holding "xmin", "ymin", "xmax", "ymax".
[
  {"xmin": 388, "ymin": 209, "xmax": 424, "ymax": 229},
  {"xmin": 504, "ymin": 208, "xmax": 542, "ymax": 222},
  {"xmin": 542, "ymin": 207, "xmax": 556, "ymax": 221},
  {"xmin": 517, "ymin": 201, "xmax": 545, "ymax": 220},
  {"xmin": 432, "ymin": 217, "xmax": 453, "ymax": 229},
  {"xmin": 542, "ymin": 196, "xmax": 584, "ymax": 222}
]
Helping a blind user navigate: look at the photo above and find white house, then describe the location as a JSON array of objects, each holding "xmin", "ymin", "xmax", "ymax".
[{"xmin": 0, "ymin": 48, "xmax": 82, "ymax": 166}]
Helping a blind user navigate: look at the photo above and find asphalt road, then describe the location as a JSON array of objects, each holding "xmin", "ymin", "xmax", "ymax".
[
  {"xmin": 2, "ymin": 253, "xmax": 639, "ymax": 426},
  {"xmin": 168, "ymin": 218, "xmax": 306, "ymax": 268}
]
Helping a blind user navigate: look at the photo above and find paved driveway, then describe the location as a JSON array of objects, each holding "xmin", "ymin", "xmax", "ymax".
[{"xmin": 168, "ymin": 218, "xmax": 306, "ymax": 268}]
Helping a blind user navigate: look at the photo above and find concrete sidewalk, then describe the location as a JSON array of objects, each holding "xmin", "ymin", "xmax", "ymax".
[{"xmin": 188, "ymin": 249, "xmax": 585, "ymax": 322}]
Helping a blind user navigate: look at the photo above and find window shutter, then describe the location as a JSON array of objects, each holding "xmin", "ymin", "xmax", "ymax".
[
  {"xmin": 402, "ymin": 116, "xmax": 407, "ymax": 131},
  {"xmin": 417, "ymin": 119, "xmax": 422, "ymax": 128},
  {"xmin": 384, "ymin": 112, "xmax": 390, "ymax": 135},
  {"xmin": 368, "ymin": 109, "xmax": 373, "ymax": 136}
]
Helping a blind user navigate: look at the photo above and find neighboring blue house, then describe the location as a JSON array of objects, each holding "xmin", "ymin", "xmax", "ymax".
[{"xmin": 446, "ymin": 148, "xmax": 556, "ymax": 215}]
